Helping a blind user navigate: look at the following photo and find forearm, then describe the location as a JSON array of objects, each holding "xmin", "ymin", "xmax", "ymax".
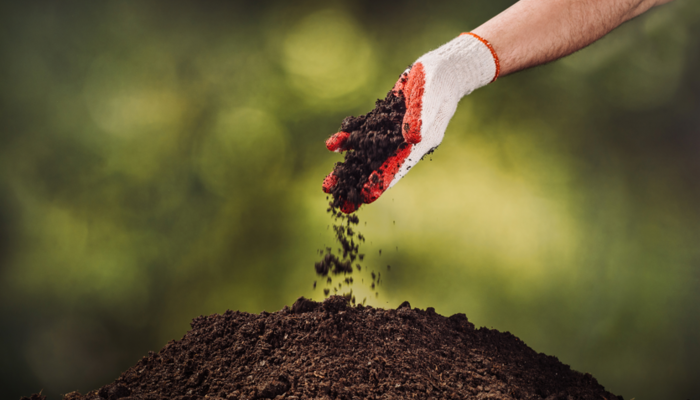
[{"xmin": 472, "ymin": 0, "xmax": 674, "ymax": 77}]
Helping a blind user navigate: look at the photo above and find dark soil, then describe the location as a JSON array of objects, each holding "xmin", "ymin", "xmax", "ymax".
[
  {"xmin": 314, "ymin": 211, "xmax": 371, "ymax": 301},
  {"xmin": 314, "ymin": 213, "xmax": 361, "ymax": 278},
  {"xmin": 315, "ymin": 90, "xmax": 407, "ymax": 301},
  {"xmin": 48, "ymin": 296, "xmax": 622, "ymax": 400},
  {"xmin": 328, "ymin": 91, "xmax": 407, "ymax": 210}
]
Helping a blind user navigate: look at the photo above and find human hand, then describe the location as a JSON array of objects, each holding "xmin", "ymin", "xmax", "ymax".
[{"xmin": 323, "ymin": 33, "xmax": 500, "ymax": 213}]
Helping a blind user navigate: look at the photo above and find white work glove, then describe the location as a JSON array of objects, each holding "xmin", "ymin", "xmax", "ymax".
[{"xmin": 324, "ymin": 33, "xmax": 500, "ymax": 213}]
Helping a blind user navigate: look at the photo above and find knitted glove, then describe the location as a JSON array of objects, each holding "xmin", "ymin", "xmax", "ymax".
[{"xmin": 324, "ymin": 32, "xmax": 500, "ymax": 213}]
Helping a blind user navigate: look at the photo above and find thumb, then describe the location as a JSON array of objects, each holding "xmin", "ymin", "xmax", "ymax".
[{"xmin": 397, "ymin": 62, "xmax": 426, "ymax": 145}]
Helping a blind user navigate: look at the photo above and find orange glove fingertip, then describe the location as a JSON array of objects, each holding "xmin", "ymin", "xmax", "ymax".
[
  {"xmin": 326, "ymin": 131, "xmax": 351, "ymax": 153},
  {"xmin": 322, "ymin": 173, "xmax": 338, "ymax": 194},
  {"xmin": 340, "ymin": 200, "xmax": 358, "ymax": 214}
]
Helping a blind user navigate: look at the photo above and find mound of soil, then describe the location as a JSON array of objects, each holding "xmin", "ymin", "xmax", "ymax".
[
  {"xmin": 43, "ymin": 296, "xmax": 622, "ymax": 400},
  {"xmin": 327, "ymin": 91, "xmax": 407, "ymax": 210}
]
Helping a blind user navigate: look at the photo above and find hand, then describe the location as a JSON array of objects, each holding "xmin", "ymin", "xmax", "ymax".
[{"xmin": 323, "ymin": 33, "xmax": 500, "ymax": 213}]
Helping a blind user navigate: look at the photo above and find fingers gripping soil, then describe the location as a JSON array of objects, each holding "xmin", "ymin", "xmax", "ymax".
[
  {"xmin": 362, "ymin": 143, "xmax": 412, "ymax": 204},
  {"xmin": 325, "ymin": 131, "xmax": 351, "ymax": 153},
  {"xmin": 324, "ymin": 91, "xmax": 407, "ymax": 212}
]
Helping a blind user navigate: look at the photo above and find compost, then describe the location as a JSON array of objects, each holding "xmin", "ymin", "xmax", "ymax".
[
  {"xmin": 326, "ymin": 90, "xmax": 407, "ymax": 210},
  {"xmin": 314, "ymin": 209, "xmax": 375, "ymax": 302},
  {"xmin": 315, "ymin": 90, "xmax": 406, "ymax": 299},
  {"xmin": 43, "ymin": 296, "xmax": 622, "ymax": 400}
]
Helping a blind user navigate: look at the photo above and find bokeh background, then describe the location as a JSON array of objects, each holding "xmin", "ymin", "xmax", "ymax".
[{"xmin": 1, "ymin": 1, "xmax": 699, "ymax": 399}]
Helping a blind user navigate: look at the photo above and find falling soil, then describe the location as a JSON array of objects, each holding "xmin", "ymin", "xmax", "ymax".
[
  {"xmin": 328, "ymin": 90, "xmax": 407, "ymax": 210},
  {"xmin": 314, "ymin": 209, "xmax": 372, "ymax": 302},
  {"xmin": 46, "ymin": 296, "xmax": 622, "ymax": 400},
  {"xmin": 315, "ymin": 92, "xmax": 405, "ymax": 300}
]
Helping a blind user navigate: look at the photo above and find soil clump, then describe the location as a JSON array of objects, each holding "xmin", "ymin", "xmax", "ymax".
[
  {"xmin": 50, "ymin": 296, "xmax": 623, "ymax": 400},
  {"xmin": 315, "ymin": 90, "xmax": 406, "ymax": 301},
  {"xmin": 327, "ymin": 91, "xmax": 407, "ymax": 210}
]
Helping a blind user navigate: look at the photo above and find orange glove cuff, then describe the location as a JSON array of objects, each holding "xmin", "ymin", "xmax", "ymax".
[{"xmin": 460, "ymin": 32, "xmax": 501, "ymax": 82}]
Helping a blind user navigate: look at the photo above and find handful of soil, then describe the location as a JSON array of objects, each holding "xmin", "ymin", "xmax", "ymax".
[
  {"xmin": 49, "ymin": 296, "xmax": 622, "ymax": 400},
  {"xmin": 313, "ymin": 90, "xmax": 407, "ymax": 300},
  {"xmin": 327, "ymin": 90, "xmax": 407, "ymax": 210}
]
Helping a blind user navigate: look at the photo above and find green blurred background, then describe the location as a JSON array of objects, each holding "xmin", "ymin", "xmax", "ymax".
[{"xmin": 1, "ymin": 1, "xmax": 699, "ymax": 399}]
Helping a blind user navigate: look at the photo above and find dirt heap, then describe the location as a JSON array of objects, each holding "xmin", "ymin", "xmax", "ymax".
[{"xmin": 44, "ymin": 296, "xmax": 622, "ymax": 400}]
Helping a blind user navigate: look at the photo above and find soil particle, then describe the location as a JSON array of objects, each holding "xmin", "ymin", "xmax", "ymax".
[
  {"xmin": 328, "ymin": 90, "xmax": 407, "ymax": 210},
  {"xmin": 314, "ymin": 207, "xmax": 369, "ymax": 302},
  {"xmin": 56, "ymin": 296, "xmax": 622, "ymax": 400},
  {"xmin": 319, "ymin": 89, "xmax": 405, "ymax": 299}
]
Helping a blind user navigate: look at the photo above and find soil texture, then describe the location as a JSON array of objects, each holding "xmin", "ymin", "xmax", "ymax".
[
  {"xmin": 315, "ymin": 90, "xmax": 406, "ymax": 301},
  {"xmin": 314, "ymin": 210, "xmax": 370, "ymax": 301},
  {"xmin": 328, "ymin": 91, "xmax": 406, "ymax": 210},
  {"xmin": 49, "ymin": 296, "xmax": 623, "ymax": 400}
]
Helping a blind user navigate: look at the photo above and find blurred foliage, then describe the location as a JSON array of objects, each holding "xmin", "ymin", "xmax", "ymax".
[{"xmin": 1, "ymin": 1, "xmax": 699, "ymax": 399}]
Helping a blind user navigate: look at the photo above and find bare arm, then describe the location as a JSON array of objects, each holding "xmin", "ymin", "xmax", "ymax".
[
  {"xmin": 472, "ymin": 0, "xmax": 675, "ymax": 77},
  {"xmin": 322, "ymin": 0, "xmax": 675, "ymax": 209}
]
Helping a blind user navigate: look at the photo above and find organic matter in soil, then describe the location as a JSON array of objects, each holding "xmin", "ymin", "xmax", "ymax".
[{"xmin": 37, "ymin": 296, "xmax": 623, "ymax": 400}]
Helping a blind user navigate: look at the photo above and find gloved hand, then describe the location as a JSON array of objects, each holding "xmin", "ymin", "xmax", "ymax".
[{"xmin": 324, "ymin": 32, "xmax": 500, "ymax": 213}]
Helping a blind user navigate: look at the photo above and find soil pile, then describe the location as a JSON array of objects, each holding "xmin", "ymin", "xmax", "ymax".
[
  {"xmin": 327, "ymin": 91, "xmax": 407, "ymax": 210},
  {"xmin": 47, "ymin": 296, "xmax": 622, "ymax": 400}
]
